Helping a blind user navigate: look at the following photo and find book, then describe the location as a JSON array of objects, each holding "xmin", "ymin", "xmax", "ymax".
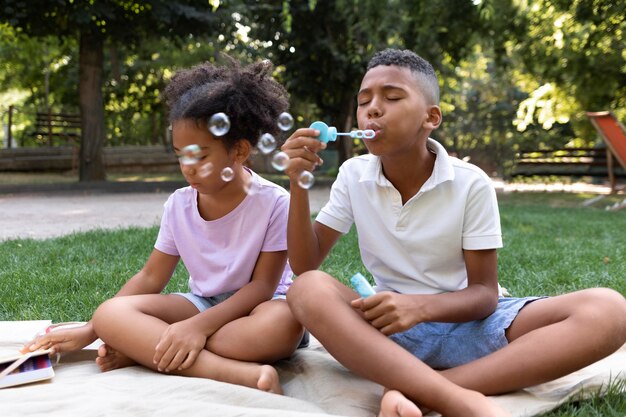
[{"xmin": 0, "ymin": 350, "xmax": 54, "ymax": 389}]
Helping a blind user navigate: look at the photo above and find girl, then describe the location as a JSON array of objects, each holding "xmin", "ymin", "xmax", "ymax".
[{"xmin": 24, "ymin": 58, "xmax": 306, "ymax": 394}]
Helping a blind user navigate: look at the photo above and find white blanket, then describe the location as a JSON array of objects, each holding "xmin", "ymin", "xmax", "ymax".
[{"xmin": 1, "ymin": 321, "xmax": 625, "ymax": 417}]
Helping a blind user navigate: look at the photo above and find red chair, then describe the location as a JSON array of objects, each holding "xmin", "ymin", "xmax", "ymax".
[{"xmin": 586, "ymin": 111, "xmax": 626, "ymax": 193}]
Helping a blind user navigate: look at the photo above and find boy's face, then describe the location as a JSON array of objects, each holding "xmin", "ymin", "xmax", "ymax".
[{"xmin": 356, "ymin": 65, "xmax": 440, "ymax": 156}]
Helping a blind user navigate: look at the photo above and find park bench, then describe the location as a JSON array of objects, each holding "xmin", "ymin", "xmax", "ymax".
[
  {"xmin": 30, "ymin": 112, "xmax": 81, "ymax": 145},
  {"xmin": 0, "ymin": 146, "xmax": 179, "ymax": 172},
  {"xmin": 512, "ymin": 147, "xmax": 625, "ymax": 178}
]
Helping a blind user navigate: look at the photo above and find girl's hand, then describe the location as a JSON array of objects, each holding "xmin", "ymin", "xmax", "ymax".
[
  {"xmin": 281, "ymin": 128, "xmax": 326, "ymax": 181},
  {"xmin": 153, "ymin": 320, "xmax": 207, "ymax": 372},
  {"xmin": 351, "ymin": 292, "xmax": 424, "ymax": 336},
  {"xmin": 21, "ymin": 323, "xmax": 97, "ymax": 355}
]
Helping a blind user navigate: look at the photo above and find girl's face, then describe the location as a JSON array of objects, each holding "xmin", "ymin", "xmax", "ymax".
[{"xmin": 172, "ymin": 119, "xmax": 238, "ymax": 194}]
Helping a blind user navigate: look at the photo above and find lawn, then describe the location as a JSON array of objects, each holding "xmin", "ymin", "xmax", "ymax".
[{"xmin": 0, "ymin": 191, "xmax": 624, "ymax": 415}]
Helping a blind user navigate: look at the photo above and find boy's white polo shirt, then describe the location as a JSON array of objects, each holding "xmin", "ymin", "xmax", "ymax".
[{"xmin": 316, "ymin": 139, "xmax": 502, "ymax": 295}]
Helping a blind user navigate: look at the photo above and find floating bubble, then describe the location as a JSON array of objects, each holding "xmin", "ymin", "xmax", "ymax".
[
  {"xmin": 277, "ymin": 112, "xmax": 294, "ymax": 131},
  {"xmin": 199, "ymin": 162, "xmax": 214, "ymax": 178},
  {"xmin": 208, "ymin": 112, "xmax": 231, "ymax": 136},
  {"xmin": 258, "ymin": 133, "xmax": 277, "ymax": 154},
  {"xmin": 244, "ymin": 179, "xmax": 256, "ymax": 196},
  {"xmin": 220, "ymin": 167, "xmax": 235, "ymax": 182},
  {"xmin": 297, "ymin": 171, "xmax": 315, "ymax": 189},
  {"xmin": 180, "ymin": 144, "xmax": 201, "ymax": 165},
  {"xmin": 271, "ymin": 151, "xmax": 290, "ymax": 171}
]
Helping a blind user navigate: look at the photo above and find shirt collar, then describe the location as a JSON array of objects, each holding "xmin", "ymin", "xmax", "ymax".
[{"xmin": 359, "ymin": 138, "xmax": 455, "ymax": 190}]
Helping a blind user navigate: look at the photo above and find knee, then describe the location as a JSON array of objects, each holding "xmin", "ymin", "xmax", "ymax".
[
  {"xmin": 286, "ymin": 270, "xmax": 334, "ymax": 317},
  {"xmin": 580, "ymin": 288, "xmax": 626, "ymax": 342},
  {"xmin": 92, "ymin": 297, "xmax": 126, "ymax": 334}
]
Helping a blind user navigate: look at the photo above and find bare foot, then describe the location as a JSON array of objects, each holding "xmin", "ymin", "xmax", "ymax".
[
  {"xmin": 380, "ymin": 389, "xmax": 511, "ymax": 417},
  {"xmin": 379, "ymin": 390, "xmax": 423, "ymax": 417},
  {"xmin": 256, "ymin": 364, "xmax": 283, "ymax": 395},
  {"xmin": 96, "ymin": 344, "xmax": 136, "ymax": 372}
]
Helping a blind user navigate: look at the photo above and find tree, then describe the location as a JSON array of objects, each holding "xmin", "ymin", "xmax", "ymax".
[{"xmin": 0, "ymin": 0, "xmax": 224, "ymax": 181}]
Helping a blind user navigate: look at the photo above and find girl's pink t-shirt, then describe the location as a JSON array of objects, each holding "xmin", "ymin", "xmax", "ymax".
[{"xmin": 154, "ymin": 171, "xmax": 293, "ymax": 296}]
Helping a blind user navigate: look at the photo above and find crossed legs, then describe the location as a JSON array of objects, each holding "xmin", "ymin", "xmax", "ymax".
[
  {"xmin": 287, "ymin": 271, "xmax": 511, "ymax": 417},
  {"xmin": 440, "ymin": 288, "xmax": 626, "ymax": 394},
  {"xmin": 91, "ymin": 294, "xmax": 303, "ymax": 393}
]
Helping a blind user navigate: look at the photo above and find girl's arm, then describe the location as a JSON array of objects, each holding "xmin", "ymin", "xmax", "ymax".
[
  {"xmin": 24, "ymin": 249, "xmax": 179, "ymax": 354},
  {"xmin": 181, "ymin": 249, "xmax": 288, "ymax": 336},
  {"xmin": 152, "ymin": 249, "xmax": 288, "ymax": 371}
]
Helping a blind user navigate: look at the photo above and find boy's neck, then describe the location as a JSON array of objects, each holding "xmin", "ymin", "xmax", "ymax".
[{"xmin": 380, "ymin": 141, "xmax": 436, "ymax": 204}]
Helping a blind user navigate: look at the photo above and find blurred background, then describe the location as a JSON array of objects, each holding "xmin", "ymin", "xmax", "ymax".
[{"xmin": 0, "ymin": 0, "xmax": 624, "ymax": 185}]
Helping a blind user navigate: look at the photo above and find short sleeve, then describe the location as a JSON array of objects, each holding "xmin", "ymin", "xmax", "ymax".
[{"xmin": 462, "ymin": 178, "xmax": 502, "ymax": 250}]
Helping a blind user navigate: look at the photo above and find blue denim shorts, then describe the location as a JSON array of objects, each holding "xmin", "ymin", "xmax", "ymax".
[
  {"xmin": 174, "ymin": 291, "xmax": 309, "ymax": 348},
  {"xmin": 389, "ymin": 296, "xmax": 543, "ymax": 369},
  {"xmin": 175, "ymin": 291, "xmax": 289, "ymax": 312}
]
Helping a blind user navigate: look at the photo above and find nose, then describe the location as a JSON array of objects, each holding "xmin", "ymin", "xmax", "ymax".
[
  {"xmin": 367, "ymin": 97, "xmax": 382, "ymax": 119},
  {"xmin": 182, "ymin": 164, "xmax": 197, "ymax": 176}
]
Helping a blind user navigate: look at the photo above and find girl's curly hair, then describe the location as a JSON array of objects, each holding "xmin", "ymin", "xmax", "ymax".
[{"xmin": 164, "ymin": 56, "xmax": 289, "ymax": 149}]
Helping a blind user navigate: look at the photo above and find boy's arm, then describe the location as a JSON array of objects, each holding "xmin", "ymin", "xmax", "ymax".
[
  {"xmin": 282, "ymin": 127, "xmax": 342, "ymax": 273},
  {"xmin": 24, "ymin": 249, "xmax": 179, "ymax": 354},
  {"xmin": 353, "ymin": 249, "xmax": 499, "ymax": 335}
]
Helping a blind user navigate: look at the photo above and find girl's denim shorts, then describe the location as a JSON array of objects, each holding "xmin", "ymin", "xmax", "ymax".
[
  {"xmin": 389, "ymin": 296, "xmax": 544, "ymax": 369},
  {"xmin": 174, "ymin": 291, "xmax": 309, "ymax": 348}
]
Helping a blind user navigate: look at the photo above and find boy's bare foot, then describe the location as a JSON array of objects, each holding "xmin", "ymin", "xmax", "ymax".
[
  {"xmin": 96, "ymin": 344, "xmax": 136, "ymax": 372},
  {"xmin": 256, "ymin": 364, "xmax": 283, "ymax": 394},
  {"xmin": 380, "ymin": 389, "xmax": 512, "ymax": 417},
  {"xmin": 379, "ymin": 390, "xmax": 423, "ymax": 417}
]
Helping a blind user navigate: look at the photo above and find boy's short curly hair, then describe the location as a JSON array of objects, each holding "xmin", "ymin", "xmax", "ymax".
[
  {"xmin": 164, "ymin": 56, "xmax": 289, "ymax": 149},
  {"xmin": 367, "ymin": 49, "xmax": 440, "ymax": 105}
]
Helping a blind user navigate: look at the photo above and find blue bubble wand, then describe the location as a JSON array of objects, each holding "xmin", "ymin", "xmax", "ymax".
[{"xmin": 309, "ymin": 121, "xmax": 376, "ymax": 143}]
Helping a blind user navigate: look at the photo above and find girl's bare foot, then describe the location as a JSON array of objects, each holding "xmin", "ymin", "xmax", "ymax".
[
  {"xmin": 256, "ymin": 364, "xmax": 283, "ymax": 394},
  {"xmin": 379, "ymin": 390, "xmax": 422, "ymax": 417},
  {"xmin": 96, "ymin": 344, "xmax": 136, "ymax": 372}
]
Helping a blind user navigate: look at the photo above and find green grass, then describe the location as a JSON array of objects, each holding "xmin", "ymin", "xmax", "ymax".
[{"xmin": 0, "ymin": 191, "xmax": 624, "ymax": 415}]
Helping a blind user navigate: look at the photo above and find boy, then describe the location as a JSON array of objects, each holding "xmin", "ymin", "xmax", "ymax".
[{"xmin": 281, "ymin": 49, "xmax": 626, "ymax": 417}]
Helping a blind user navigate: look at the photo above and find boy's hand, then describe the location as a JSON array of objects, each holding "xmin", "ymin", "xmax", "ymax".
[
  {"xmin": 351, "ymin": 292, "xmax": 424, "ymax": 335},
  {"xmin": 21, "ymin": 323, "xmax": 97, "ymax": 355},
  {"xmin": 153, "ymin": 319, "xmax": 207, "ymax": 373},
  {"xmin": 281, "ymin": 128, "xmax": 326, "ymax": 182}
]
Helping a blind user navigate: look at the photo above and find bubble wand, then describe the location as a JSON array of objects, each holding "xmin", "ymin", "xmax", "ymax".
[{"xmin": 309, "ymin": 121, "xmax": 376, "ymax": 143}]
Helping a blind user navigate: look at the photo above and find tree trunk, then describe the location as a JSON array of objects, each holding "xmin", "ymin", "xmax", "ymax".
[
  {"xmin": 335, "ymin": 92, "xmax": 355, "ymax": 166},
  {"xmin": 79, "ymin": 31, "xmax": 106, "ymax": 181}
]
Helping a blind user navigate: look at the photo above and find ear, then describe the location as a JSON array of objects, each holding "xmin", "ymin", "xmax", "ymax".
[
  {"xmin": 424, "ymin": 105, "xmax": 442, "ymax": 130},
  {"xmin": 231, "ymin": 139, "xmax": 252, "ymax": 163}
]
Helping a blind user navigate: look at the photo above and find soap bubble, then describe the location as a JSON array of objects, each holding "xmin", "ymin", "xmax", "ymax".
[
  {"xmin": 199, "ymin": 162, "xmax": 214, "ymax": 178},
  {"xmin": 180, "ymin": 144, "xmax": 201, "ymax": 165},
  {"xmin": 277, "ymin": 112, "xmax": 294, "ymax": 131},
  {"xmin": 208, "ymin": 112, "xmax": 231, "ymax": 136},
  {"xmin": 297, "ymin": 171, "xmax": 315, "ymax": 189},
  {"xmin": 244, "ymin": 179, "xmax": 256, "ymax": 196},
  {"xmin": 271, "ymin": 151, "xmax": 290, "ymax": 171},
  {"xmin": 220, "ymin": 167, "xmax": 235, "ymax": 182},
  {"xmin": 257, "ymin": 133, "xmax": 277, "ymax": 154}
]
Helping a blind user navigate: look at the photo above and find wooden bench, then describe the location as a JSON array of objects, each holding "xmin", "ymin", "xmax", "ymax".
[
  {"xmin": 0, "ymin": 146, "xmax": 179, "ymax": 173},
  {"xmin": 512, "ymin": 147, "xmax": 626, "ymax": 179},
  {"xmin": 31, "ymin": 112, "xmax": 81, "ymax": 145}
]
